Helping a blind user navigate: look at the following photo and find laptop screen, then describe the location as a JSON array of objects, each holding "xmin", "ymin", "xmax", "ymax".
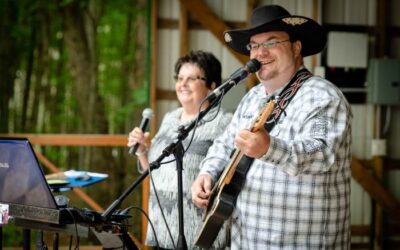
[{"xmin": 0, "ymin": 138, "xmax": 58, "ymax": 209}]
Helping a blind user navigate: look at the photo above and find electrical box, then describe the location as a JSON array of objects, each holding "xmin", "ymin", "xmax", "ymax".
[{"xmin": 366, "ymin": 59, "xmax": 400, "ymax": 105}]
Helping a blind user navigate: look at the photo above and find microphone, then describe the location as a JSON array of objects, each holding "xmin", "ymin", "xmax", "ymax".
[
  {"xmin": 206, "ymin": 59, "xmax": 261, "ymax": 100},
  {"xmin": 128, "ymin": 108, "xmax": 154, "ymax": 155}
]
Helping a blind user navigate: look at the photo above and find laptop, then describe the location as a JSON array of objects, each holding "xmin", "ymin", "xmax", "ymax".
[
  {"xmin": 0, "ymin": 138, "xmax": 58, "ymax": 209},
  {"xmin": 0, "ymin": 138, "xmax": 74, "ymax": 225},
  {"xmin": 0, "ymin": 138, "xmax": 137, "ymax": 247}
]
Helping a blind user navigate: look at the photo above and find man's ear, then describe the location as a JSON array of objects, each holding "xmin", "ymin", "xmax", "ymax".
[{"xmin": 294, "ymin": 41, "xmax": 302, "ymax": 57}]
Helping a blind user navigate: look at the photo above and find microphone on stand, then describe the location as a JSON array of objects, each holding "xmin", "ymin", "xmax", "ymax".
[
  {"xmin": 206, "ymin": 59, "xmax": 261, "ymax": 101},
  {"xmin": 103, "ymin": 108, "xmax": 154, "ymax": 221},
  {"xmin": 128, "ymin": 108, "xmax": 154, "ymax": 155}
]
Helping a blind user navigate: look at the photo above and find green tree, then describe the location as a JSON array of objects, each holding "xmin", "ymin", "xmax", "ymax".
[{"xmin": 1, "ymin": 0, "xmax": 150, "ymax": 245}]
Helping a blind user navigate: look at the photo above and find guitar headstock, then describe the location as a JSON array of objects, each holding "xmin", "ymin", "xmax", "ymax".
[{"xmin": 251, "ymin": 100, "xmax": 277, "ymax": 132}]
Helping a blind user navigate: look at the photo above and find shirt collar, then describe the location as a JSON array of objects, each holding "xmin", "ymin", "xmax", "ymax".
[{"xmin": 261, "ymin": 65, "xmax": 306, "ymax": 99}]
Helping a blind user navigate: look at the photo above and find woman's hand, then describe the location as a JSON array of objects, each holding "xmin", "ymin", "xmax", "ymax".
[{"xmin": 127, "ymin": 127, "xmax": 150, "ymax": 156}]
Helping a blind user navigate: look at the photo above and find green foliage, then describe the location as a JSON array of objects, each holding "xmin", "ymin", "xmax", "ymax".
[
  {"xmin": 1, "ymin": 224, "xmax": 24, "ymax": 246},
  {"xmin": 2, "ymin": 0, "xmax": 150, "ymax": 245},
  {"xmin": 97, "ymin": 1, "xmax": 149, "ymax": 132},
  {"xmin": 132, "ymin": 81, "xmax": 150, "ymax": 106},
  {"xmin": 115, "ymin": 83, "xmax": 149, "ymax": 125}
]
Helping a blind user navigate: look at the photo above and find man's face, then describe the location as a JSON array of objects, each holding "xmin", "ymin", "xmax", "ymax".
[{"xmin": 249, "ymin": 31, "xmax": 301, "ymax": 82}]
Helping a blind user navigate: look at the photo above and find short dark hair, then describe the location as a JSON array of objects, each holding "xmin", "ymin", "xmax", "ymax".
[{"xmin": 174, "ymin": 50, "xmax": 222, "ymax": 88}]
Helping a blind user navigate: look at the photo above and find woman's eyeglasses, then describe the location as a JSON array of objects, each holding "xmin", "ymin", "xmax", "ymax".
[{"xmin": 174, "ymin": 75, "xmax": 207, "ymax": 83}]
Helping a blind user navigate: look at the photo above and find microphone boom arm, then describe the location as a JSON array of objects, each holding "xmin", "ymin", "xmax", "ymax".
[
  {"xmin": 101, "ymin": 59, "xmax": 260, "ymax": 249},
  {"xmin": 101, "ymin": 97, "xmax": 220, "ymax": 221},
  {"xmin": 206, "ymin": 59, "xmax": 260, "ymax": 101}
]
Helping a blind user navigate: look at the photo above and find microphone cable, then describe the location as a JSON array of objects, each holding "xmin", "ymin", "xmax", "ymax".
[
  {"xmin": 144, "ymin": 92, "xmax": 224, "ymax": 248},
  {"xmin": 120, "ymin": 205, "xmax": 161, "ymax": 250},
  {"xmin": 65, "ymin": 208, "xmax": 80, "ymax": 250},
  {"xmin": 148, "ymin": 166, "xmax": 177, "ymax": 249},
  {"xmin": 182, "ymin": 91, "xmax": 224, "ymax": 156},
  {"xmin": 134, "ymin": 86, "xmax": 225, "ymax": 248},
  {"xmin": 157, "ymin": 58, "xmax": 260, "ymax": 165},
  {"xmin": 156, "ymin": 92, "xmax": 224, "ymax": 166}
]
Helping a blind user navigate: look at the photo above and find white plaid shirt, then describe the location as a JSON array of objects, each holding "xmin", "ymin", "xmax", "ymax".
[{"xmin": 199, "ymin": 73, "xmax": 352, "ymax": 249}]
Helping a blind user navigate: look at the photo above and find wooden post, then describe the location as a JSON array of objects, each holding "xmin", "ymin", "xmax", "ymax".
[
  {"xmin": 373, "ymin": 156, "xmax": 384, "ymax": 250},
  {"xmin": 179, "ymin": 1, "xmax": 189, "ymax": 56},
  {"xmin": 142, "ymin": 0, "xmax": 158, "ymax": 248}
]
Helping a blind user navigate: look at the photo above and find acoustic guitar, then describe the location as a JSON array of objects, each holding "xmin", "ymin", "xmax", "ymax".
[{"xmin": 194, "ymin": 100, "xmax": 277, "ymax": 249}]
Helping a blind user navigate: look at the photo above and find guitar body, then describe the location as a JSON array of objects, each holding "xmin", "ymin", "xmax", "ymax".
[
  {"xmin": 194, "ymin": 100, "xmax": 276, "ymax": 249},
  {"xmin": 194, "ymin": 156, "xmax": 254, "ymax": 249}
]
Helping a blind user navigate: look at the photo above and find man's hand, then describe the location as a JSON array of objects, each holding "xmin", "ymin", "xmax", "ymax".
[
  {"xmin": 235, "ymin": 128, "xmax": 270, "ymax": 158},
  {"xmin": 191, "ymin": 174, "xmax": 213, "ymax": 209}
]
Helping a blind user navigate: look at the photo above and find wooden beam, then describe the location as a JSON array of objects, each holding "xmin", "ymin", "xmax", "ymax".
[
  {"xmin": 373, "ymin": 157, "xmax": 384, "ymax": 250},
  {"xmin": 351, "ymin": 243, "xmax": 371, "ymax": 249},
  {"xmin": 352, "ymin": 225, "xmax": 371, "ymax": 236},
  {"xmin": 247, "ymin": 0, "xmax": 258, "ymax": 22},
  {"xmin": 150, "ymin": 0, "xmax": 158, "ymax": 132},
  {"xmin": 179, "ymin": 0, "xmax": 249, "ymax": 64},
  {"xmin": 311, "ymin": 0, "xmax": 319, "ymax": 71},
  {"xmin": 0, "ymin": 134, "xmax": 127, "ymax": 146},
  {"xmin": 158, "ymin": 18, "xmax": 246, "ymax": 30},
  {"xmin": 387, "ymin": 158, "xmax": 400, "ymax": 170},
  {"xmin": 244, "ymin": 0, "xmax": 259, "ymax": 89},
  {"xmin": 142, "ymin": 0, "xmax": 158, "ymax": 246},
  {"xmin": 37, "ymin": 148, "xmax": 143, "ymax": 247},
  {"xmin": 375, "ymin": 0, "xmax": 388, "ymax": 57},
  {"xmin": 156, "ymin": 88, "xmax": 177, "ymax": 100},
  {"xmin": 179, "ymin": 2, "xmax": 189, "ymax": 55},
  {"xmin": 158, "ymin": 18, "xmax": 177, "ymax": 29},
  {"xmin": 351, "ymin": 158, "xmax": 400, "ymax": 221}
]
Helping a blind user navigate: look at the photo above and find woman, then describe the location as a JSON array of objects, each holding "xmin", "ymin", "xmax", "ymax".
[{"xmin": 128, "ymin": 51, "xmax": 232, "ymax": 249}]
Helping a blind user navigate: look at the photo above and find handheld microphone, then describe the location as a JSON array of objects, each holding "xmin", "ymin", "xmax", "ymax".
[
  {"xmin": 207, "ymin": 59, "xmax": 261, "ymax": 100},
  {"xmin": 128, "ymin": 108, "xmax": 154, "ymax": 155}
]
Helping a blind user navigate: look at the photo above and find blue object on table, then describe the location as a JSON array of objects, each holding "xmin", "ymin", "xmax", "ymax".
[{"xmin": 49, "ymin": 170, "xmax": 108, "ymax": 191}]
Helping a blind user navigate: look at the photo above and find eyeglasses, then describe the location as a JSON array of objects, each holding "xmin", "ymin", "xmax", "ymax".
[
  {"xmin": 246, "ymin": 40, "xmax": 290, "ymax": 51},
  {"xmin": 174, "ymin": 75, "xmax": 206, "ymax": 83}
]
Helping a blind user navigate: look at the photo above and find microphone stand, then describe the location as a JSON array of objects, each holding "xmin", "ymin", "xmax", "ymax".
[
  {"xmin": 173, "ymin": 140, "xmax": 186, "ymax": 250},
  {"xmin": 102, "ymin": 99, "xmax": 221, "ymax": 248},
  {"xmin": 102, "ymin": 84, "xmax": 238, "ymax": 249},
  {"xmin": 101, "ymin": 59, "xmax": 259, "ymax": 221}
]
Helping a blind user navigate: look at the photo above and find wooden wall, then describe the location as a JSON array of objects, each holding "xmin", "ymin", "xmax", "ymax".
[{"xmin": 147, "ymin": 0, "xmax": 400, "ymax": 248}]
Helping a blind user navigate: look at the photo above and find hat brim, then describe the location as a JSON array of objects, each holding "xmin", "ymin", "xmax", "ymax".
[{"xmin": 224, "ymin": 16, "xmax": 327, "ymax": 57}]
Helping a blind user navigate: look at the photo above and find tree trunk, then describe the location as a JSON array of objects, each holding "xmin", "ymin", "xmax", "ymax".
[
  {"xmin": 21, "ymin": 26, "xmax": 36, "ymax": 132},
  {"xmin": 58, "ymin": 0, "xmax": 117, "ymax": 206},
  {"xmin": 0, "ymin": 0, "xmax": 19, "ymax": 133},
  {"xmin": 123, "ymin": 0, "xmax": 149, "ymax": 237},
  {"xmin": 33, "ymin": 6, "xmax": 51, "ymax": 133}
]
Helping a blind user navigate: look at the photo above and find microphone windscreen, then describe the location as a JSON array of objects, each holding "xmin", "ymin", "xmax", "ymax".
[
  {"xmin": 142, "ymin": 108, "xmax": 154, "ymax": 119},
  {"xmin": 246, "ymin": 59, "xmax": 261, "ymax": 73}
]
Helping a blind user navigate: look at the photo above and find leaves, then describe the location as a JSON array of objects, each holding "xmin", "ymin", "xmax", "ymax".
[{"xmin": 1, "ymin": 0, "xmax": 150, "ymax": 244}]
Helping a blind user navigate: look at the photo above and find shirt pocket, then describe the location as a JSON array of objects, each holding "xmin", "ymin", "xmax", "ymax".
[{"xmin": 238, "ymin": 112, "xmax": 257, "ymax": 129}]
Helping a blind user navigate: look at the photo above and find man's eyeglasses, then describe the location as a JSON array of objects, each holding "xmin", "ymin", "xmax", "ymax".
[
  {"xmin": 246, "ymin": 40, "xmax": 290, "ymax": 51},
  {"xmin": 174, "ymin": 75, "xmax": 207, "ymax": 83}
]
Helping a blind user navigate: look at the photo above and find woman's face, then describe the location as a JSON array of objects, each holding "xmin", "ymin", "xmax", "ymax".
[{"xmin": 175, "ymin": 63, "xmax": 211, "ymax": 109}]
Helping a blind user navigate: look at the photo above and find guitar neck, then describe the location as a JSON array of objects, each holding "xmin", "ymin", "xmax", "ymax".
[
  {"xmin": 195, "ymin": 100, "xmax": 278, "ymax": 249},
  {"xmin": 216, "ymin": 149, "xmax": 243, "ymax": 189},
  {"xmin": 215, "ymin": 100, "xmax": 276, "ymax": 190}
]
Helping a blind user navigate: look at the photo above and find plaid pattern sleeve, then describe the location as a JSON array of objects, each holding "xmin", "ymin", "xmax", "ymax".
[{"xmin": 200, "ymin": 75, "xmax": 352, "ymax": 250}]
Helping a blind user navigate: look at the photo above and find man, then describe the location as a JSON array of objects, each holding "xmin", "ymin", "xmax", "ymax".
[{"xmin": 191, "ymin": 5, "xmax": 352, "ymax": 249}]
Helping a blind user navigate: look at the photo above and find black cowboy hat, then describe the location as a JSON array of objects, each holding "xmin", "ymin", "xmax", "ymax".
[{"xmin": 223, "ymin": 5, "xmax": 327, "ymax": 57}]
